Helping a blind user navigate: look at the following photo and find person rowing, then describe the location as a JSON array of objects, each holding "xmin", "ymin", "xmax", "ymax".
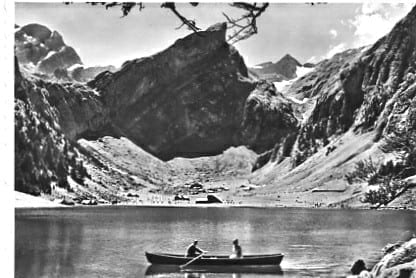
[
  {"xmin": 230, "ymin": 239, "xmax": 243, "ymax": 258},
  {"xmin": 186, "ymin": 240, "xmax": 206, "ymax": 257}
]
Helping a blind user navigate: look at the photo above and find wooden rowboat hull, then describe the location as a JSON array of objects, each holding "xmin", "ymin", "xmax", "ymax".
[
  {"xmin": 145, "ymin": 264, "xmax": 283, "ymax": 275},
  {"xmin": 145, "ymin": 252, "xmax": 284, "ymax": 266}
]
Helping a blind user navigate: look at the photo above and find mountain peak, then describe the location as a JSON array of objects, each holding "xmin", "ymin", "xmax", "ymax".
[
  {"xmin": 278, "ymin": 54, "xmax": 301, "ymax": 66},
  {"xmin": 249, "ymin": 54, "xmax": 302, "ymax": 81},
  {"xmin": 206, "ymin": 22, "xmax": 227, "ymax": 33},
  {"xmin": 15, "ymin": 23, "xmax": 82, "ymax": 74},
  {"xmin": 169, "ymin": 21, "xmax": 227, "ymax": 54},
  {"xmin": 90, "ymin": 22, "xmax": 255, "ymax": 160},
  {"xmin": 19, "ymin": 23, "xmax": 52, "ymax": 42}
]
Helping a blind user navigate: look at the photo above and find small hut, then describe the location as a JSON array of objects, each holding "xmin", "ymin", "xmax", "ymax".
[{"xmin": 195, "ymin": 194, "xmax": 223, "ymax": 204}]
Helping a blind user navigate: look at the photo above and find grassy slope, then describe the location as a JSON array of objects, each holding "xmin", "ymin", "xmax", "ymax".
[
  {"xmin": 63, "ymin": 136, "xmax": 258, "ymax": 204},
  {"xmin": 249, "ymin": 130, "xmax": 392, "ymax": 208}
]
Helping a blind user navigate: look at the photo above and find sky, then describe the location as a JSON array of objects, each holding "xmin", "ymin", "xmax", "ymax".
[{"xmin": 15, "ymin": 2, "xmax": 414, "ymax": 67}]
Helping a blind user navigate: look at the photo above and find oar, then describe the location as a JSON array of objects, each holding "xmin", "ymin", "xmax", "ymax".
[{"xmin": 180, "ymin": 252, "xmax": 206, "ymax": 269}]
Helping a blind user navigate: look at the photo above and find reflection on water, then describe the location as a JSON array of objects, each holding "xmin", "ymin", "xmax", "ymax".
[
  {"xmin": 15, "ymin": 207, "xmax": 416, "ymax": 278},
  {"xmin": 15, "ymin": 217, "xmax": 83, "ymax": 278},
  {"xmin": 144, "ymin": 264, "xmax": 283, "ymax": 277}
]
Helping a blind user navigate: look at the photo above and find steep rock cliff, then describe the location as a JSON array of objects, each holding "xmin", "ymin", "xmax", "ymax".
[
  {"xmin": 15, "ymin": 23, "xmax": 115, "ymax": 82},
  {"xmin": 90, "ymin": 23, "xmax": 258, "ymax": 159},
  {"xmin": 15, "ymin": 23, "xmax": 82, "ymax": 74},
  {"xmin": 289, "ymin": 48, "xmax": 364, "ymax": 165},
  {"xmin": 241, "ymin": 81, "xmax": 299, "ymax": 154},
  {"xmin": 248, "ymin": 5, "xmax": 416, "ymax": 209},
  {"xmin": 14, "ymin": 56, "xmax": 110, "ymax": 195},
  {"xmin": 71, "ymin": 65, "xmax": 117, "ymax": 83},
  {"xmin": 288, "ymin": 5, "xmax": 416, "ymax": 166}
]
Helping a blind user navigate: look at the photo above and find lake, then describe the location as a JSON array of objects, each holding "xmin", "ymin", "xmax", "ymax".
[{"xmin": 15, "ymin": 207, "xmax": 416, "ymax": 278}]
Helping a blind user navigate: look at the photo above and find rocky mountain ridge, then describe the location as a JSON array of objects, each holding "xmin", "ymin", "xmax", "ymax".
[
  {"xmin": 249, "ymin": 54, "xmax": 314, "ymax": 82},
  {"xmin": 88, "ymin": 22, "xmax": 298, "ymax": 160},
  {"xmin": 15, "ymin": 23, "xmax": 117, "ymax": 82},
  {"xmin": 15, "ymin": 24, "xmax": 82, "ymax": 73},
  {"xmin": 89, "ymin": 23, "xmax": 256, "ymax": 159},
  {"xmin": 14, "ymin": 53, "xmax": 113, "ymax": 196},
  {"xmin": 250, "ymin": 5, "xmax": 416, "ymax": 208},
  {"xmin": 290, "ymin": 4, "xmax": 416, "ymax": 167}
]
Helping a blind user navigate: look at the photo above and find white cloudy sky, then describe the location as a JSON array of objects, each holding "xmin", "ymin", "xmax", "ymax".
[{"xmin": 15, "ymin": 2, "xmax": 415, "ymax": 67}]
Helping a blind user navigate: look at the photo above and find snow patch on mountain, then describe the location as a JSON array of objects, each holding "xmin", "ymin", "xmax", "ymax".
[
  {"xmin": 273, "ymin": 80, "xmax": 293, "ymax": 91},
  {"xmin": 287, "ymin": 96, "xmax": 309, "ymax": 104},
  {"xmin": 273, "ymin": 65, "xmax": 315, "ymax": 92},
  {"xmin": 67, "ymin": 63, "xmax": 83, "ymax": 71},
  {"xmin": 296, "ymin": 65, "xmax": 315, "ymax": 77},
  {"xmin": 43, "ymin": 50, "xmax": 56, "ymax": 60}
]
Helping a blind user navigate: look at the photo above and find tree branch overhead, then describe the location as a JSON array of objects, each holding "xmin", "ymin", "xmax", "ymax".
[{"xmin": 79, "ymin": 2, "xmax": 269, "ymax": 43}]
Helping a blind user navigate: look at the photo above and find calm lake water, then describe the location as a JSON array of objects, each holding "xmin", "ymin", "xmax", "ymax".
[{"xmin": 15, "ymin": 207, "xmax": 415, "ymax": 278}]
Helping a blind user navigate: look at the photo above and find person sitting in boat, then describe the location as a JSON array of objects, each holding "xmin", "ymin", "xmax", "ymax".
[
  {"xmin": 186, "ymin": 240, "xmax": 205, "ymax": 257},
  {"xmin": 230, "ymin": 239, "xmax": 243, "ymax": 258}
]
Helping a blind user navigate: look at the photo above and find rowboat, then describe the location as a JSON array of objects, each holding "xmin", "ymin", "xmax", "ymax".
[{"xmin": 145, "ymin": 252, "xmax": 284, "ymax": 266}]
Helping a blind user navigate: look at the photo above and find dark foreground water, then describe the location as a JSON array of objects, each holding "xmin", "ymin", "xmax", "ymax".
[{"xmin": 15, "ymin": 207, "xmax": 415, "ymax": 278}]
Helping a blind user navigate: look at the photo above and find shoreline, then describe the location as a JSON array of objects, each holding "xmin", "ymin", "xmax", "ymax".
[
  {"xmin": 15, "ymin": 201, "xmax": 416, "ymax": 211},
  {"xmin": 14, "ymin": 191, "xmax": 415, "ymax": 211}
]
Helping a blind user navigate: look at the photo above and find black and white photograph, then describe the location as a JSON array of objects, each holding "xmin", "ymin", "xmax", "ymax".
[{"xmin": 7, "ymin": 1, "xmax": 416, "ymax": 278}]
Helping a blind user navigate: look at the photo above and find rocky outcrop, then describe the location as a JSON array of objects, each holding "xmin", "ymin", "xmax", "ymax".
[
  {"xmin": 250, "ymin": 54, "xmax": 312, "ymax": 82},
  {"xmin": 90, "ymin": 23, "xmax": 258, "ymax": 159},
  {"xmin": 371, "ymin": 238, "xmax": 416, "ymax": 278},
  {"xmin": 14, "ymin": 56, "xmax": 110, "ymax": 195},
  {"xmin": 355, "ymin": 7, "xmax": 416, "ymax": 138},
  {"xmin": 351, "ymin": 259, "xmax": 368, "ymax": 275},
  {"xmin": 287, "ymin": 49, "xmax": 362, "ymax": 99},
  {"xmin": 71, "ymin": 65, "xmax": 117, "ymax": 82},
  {"xmin": 289, "ymin": 49, "xmax": 364, "ymax": 165},
  {"xmin": 15, "ymin": 55, "xmax": 110, "ymax": 141},
  {"xmin": 286, "ymin": 5, "xmax": 416, "ymax": 167},
  {"xmin": 241, "ymin": 81, "xmax": 298, "ymax": 153},
  {"xmin": 37, "ymin": 46, "xmax": 81, "ymax": 73},
  {"xmin": 15, "ymin": 23, "xmax": 115, "ymax": 82},
  {"xmin": 35, "ymin": 81, "xmax": 110, "ymax": 140},
  {"xmin": 349, "ymin": 238, "xmax": 416, "ymax": 278},
  {"xmin": 86, "ymin": 23, "xmax": 301, "ymax": 160},
  {"xmin": 15, "ymin": 23, "xmax": 82, "ymax": 74}
]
